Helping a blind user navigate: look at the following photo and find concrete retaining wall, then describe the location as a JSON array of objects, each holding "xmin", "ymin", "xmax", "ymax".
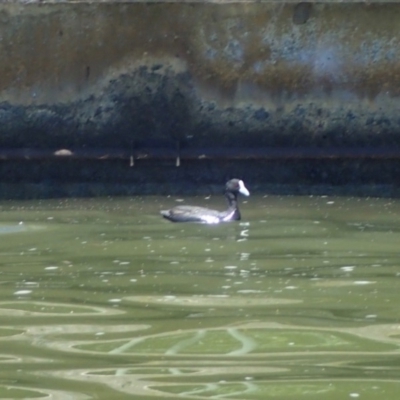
[
  {"xmin": 1, "ymin": 1, "xmax": 400, "ymax": 149},
  {"xmin": 0, "ymin": 1, "xmax": 400, "ymax": 197}
]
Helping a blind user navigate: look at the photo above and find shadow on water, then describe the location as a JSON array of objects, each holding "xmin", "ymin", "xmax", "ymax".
[{"xmin": 0, "ymin": 195, "xmax": 400, "ymax": 399}]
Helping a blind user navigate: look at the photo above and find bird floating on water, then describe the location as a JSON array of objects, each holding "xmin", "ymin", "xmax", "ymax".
[{"xmin": 160, "ymin": 179, "xmax": 250, "ymax": 223}]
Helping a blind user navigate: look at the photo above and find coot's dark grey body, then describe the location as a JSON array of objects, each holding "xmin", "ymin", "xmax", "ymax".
[{"xmin": 160, "ymin": 179, "xmax": 250, "ymax": 223}]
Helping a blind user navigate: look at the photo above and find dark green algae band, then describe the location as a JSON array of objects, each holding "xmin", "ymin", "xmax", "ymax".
[{"xmin": 1, "ymin": 157, "xmax": 400, "ymax": 199}]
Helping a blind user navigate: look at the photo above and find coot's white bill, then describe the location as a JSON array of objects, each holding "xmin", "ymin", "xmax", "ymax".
[{"xmin": 238, "ymin": 180, "xmax": 250, "ymax": 196}]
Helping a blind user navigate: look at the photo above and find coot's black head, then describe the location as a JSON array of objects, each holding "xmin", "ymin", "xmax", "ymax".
[{"xmin": 225, "ymin": 179, "xmax": 250, "ymax": 196}]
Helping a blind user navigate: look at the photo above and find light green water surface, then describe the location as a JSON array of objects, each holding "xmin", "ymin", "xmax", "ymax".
[{"xmin": 0, "ymin": 194, "xmax": 400, "ymax": 399}]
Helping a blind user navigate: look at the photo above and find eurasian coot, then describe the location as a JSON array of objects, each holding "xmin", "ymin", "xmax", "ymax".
[{"xmin": 160, "ymin": 179, "xmax": 250, "ymax": 223}]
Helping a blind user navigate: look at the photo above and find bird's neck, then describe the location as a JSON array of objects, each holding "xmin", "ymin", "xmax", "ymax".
[
  {"xmin": 225, "ymin": 191, "xmax": 238, "ymax": 209},
  {"xmin": 224, "ymin": 191, "xmax": 241, "ymax": 220}
]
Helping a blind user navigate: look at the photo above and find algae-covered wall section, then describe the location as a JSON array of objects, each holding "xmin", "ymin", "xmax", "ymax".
[{"xmin": 0, "ymin": 2, "xmax": 400, "ymax": 150}]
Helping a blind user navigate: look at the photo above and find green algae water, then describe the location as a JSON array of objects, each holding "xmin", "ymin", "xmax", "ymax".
[{"xmin": 0, "ymin": 194, "xmax": 400, "ymax": 399}]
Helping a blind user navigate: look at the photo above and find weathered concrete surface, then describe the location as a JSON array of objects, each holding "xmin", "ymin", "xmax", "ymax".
[
  {"xmin": 1, "ymin": 2, "xmax": 400, "ymax": 151},
  {"xmin": 1, "ymin": 1, "xmax": 400, "ymax": 198}
]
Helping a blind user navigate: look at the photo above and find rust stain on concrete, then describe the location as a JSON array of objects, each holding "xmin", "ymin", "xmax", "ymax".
[{"xmin": 0, "ymin": 3, "xmax": 399, "ymax": 104}]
